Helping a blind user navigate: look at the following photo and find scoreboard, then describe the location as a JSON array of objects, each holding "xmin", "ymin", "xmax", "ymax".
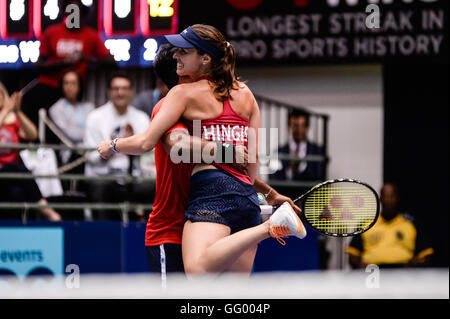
[{"xmin": 0, "ymin": 0, "xmax": 179, "ymax": 68}]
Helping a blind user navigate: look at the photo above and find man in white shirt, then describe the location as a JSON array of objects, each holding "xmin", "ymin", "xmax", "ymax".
[{"xmin": 84, "ymin": 71, "xmax": 153, "ymax": 220}]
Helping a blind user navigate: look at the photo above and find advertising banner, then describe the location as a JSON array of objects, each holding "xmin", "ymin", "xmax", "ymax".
[
  {"xmin": 179, "ymin": 0, "xmax": 448, "ymax": 65},
  {"xmin": 0, "ymin": 227, "xmax": 64, "ymax": 280}
]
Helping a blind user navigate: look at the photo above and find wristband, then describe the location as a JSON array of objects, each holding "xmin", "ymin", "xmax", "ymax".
[{"xmin": 110, "ymin": 137, "xmax": 119, "ymax": 153}]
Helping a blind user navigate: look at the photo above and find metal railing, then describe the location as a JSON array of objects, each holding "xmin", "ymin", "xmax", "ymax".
[
  {"xmin": 254, "ymin": 94, "xmax": 330, "ymax": 179},
  {"xmin": 0, "ymin": 145, "xmax": 324, "ymax": 187},
  {"xmin": 0, "ymin": 202, "xmax": 153, "ymax": 225},
  {"xmin": 1, "ymin": 103, "xmax": 330, "ymax": 223}
]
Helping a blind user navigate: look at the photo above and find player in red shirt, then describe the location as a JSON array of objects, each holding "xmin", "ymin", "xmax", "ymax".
[{"xmin": 22, "ymin": 0, "xmax": 115, "ymax": 128}]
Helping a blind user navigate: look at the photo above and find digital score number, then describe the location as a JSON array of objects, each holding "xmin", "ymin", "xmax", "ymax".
[
  {"xmin": 104, "ymin": 0, "xmax": 178, "ymax": 36},
  {"xmin": 0, "ymin": 0, "xmax": 32, "ymax": 39},
  {"xmin": 141, "ymin": 0, "xmax": 178, "ymax": 36},
  {"xmin": 0, "ymin": 0, "xmax": 178, "ymax": 38},
  {"xmin": 0, "ymin": 0, "xmax": 179, "ymax": 67}
]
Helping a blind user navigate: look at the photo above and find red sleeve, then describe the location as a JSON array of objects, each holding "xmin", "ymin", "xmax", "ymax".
[{"xmin": 165, "ymin": 122, "xmax": 188, "ymax": 135}]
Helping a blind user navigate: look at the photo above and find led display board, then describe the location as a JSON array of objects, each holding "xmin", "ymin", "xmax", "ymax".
[{"xmin": 0, "ymin": 0, "xmax": 179, "ymax": 68}]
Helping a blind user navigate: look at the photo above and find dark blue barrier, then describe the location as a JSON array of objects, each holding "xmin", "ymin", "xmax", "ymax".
[
  {"xmin": 0, "ymin": 221, "xmax": 319, "ymax": 276},
  {"xmin": 64, "ymin": 221, "xmax": 124, "ymax": 273},
  {"xmin": 122, "ymin": 222, "xmax": 149, "ymax": 273},
  {"xmin": 253, "ymin": 225, "xmax": 319, "ymax": 272}
]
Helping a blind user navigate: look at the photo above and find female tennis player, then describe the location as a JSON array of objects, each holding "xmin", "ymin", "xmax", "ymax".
[{"xmin": 98, "ymin": 24, "xmax": 306, "ymax": 275}]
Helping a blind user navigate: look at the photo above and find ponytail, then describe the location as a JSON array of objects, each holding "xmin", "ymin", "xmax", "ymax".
[{"xmin": 191, "ymin": 24, "xmax": 241, "ymax": 102}]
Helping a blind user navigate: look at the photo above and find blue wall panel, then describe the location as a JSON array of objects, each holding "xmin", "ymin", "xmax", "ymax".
[
  {"xmin": 0, "ymin": 221, "xmax": 319, "ymax": 277},
  {"xmin": 253, "ymin": 225, "xmax": 319, "ymax": 272}
]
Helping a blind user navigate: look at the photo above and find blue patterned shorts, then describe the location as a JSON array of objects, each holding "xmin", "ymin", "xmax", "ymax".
[{"xmin": 185, "ymin": 169, "xmax": 261, "ymax": 234}]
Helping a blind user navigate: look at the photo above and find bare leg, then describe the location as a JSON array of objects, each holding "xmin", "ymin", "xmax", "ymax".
[
  {"xmin": 226, "ymin": 245, "xmax": 258, "ymax": 274},
  {"xmin": 182, "ymin": 220, "xmax": 270, "ymax": 276}
]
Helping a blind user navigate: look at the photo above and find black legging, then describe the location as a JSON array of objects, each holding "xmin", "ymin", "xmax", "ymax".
[{"xmin": 0, "ymin": 162, "xmax": 43, "ymax": 220}]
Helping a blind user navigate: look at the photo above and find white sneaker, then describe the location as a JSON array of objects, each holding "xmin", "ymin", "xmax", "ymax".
[{"xmin": 269, "ymin": 202, "xmax": 307, "ymax": 245}]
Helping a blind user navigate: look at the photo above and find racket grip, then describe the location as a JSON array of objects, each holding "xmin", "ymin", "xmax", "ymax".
[{"xmin": 260, "ymin": 205, "xmax": 274, "ymax": 215}]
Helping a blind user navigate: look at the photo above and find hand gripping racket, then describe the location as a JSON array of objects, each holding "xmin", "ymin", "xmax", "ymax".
[{"xmin": 260, "ymin": 179, "xmax": 380, "ymax": 237}]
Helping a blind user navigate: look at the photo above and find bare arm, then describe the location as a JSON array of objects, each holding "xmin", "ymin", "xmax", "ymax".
[
  {"xmin": 98, "ymin": 85, "xmax": 188, "ymax": 158},
  {"xmin": 407, "ymin": 254, "xmax": 432, "ymax": 267},
  {"xmin": 244, "ymin": 90, "xmax": 301, "ymax": 212},
  {"xmin": 0, "ymin": 105, "xmax": 13, "ymax": 128},
  {"xmin": 0, "ymin": 92, "xmax": 17, "ymax": 127},
  {"xmin": 163, "ymin": 129, "xmax": 216, "ymax": 162},
  {"xmin": 246, "ymin": 94, "xmax": 260, "ymax": 184},
  {"xmin": 0, "ymin": 92, "xmax": 37, "ymax": 141},
  {"xmin": 16, "ymin": 110, "xmax": 38, "ymax": 141},
  {"xmin": 253, "ymin": 177, "xmax": 302, "ymax": 214},
  {"xmin": 14, "ymin": 93, "xmax": 38, "ymax": 141},
  {"xmin": 163, "ymin": 129, "xmax": 248, "ymax": 173}
]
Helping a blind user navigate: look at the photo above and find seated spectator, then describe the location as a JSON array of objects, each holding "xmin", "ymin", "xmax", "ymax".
[
  {"xmin": 49, "ymin": 70, "xmax": 93, "ymax": 180},
  {"xmin": 272, "ymin": 109, "xmax": 325, "ymax": 182},
  {"xmin": 346, "ymin": 183, "xmax": 434, "ymax": 269},
  {"xmin": 83, "ymin": 71, "xmax": 153, "ymax": 221},
  {"xmin": 50, "ymin": 70, "xmax": 94, "ymax": 147},
  {"xmin": 0, "ymin": 83, "xmax": 62, "ymax": 221},
  {"xmin": 46, "ymin": 70, "xmax": 94, "ymax": 219}
]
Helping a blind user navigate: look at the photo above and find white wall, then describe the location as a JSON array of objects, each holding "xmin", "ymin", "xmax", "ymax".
[{"xmin": 240, "ymin": 64, "xmax": 384, "ymax": 192}]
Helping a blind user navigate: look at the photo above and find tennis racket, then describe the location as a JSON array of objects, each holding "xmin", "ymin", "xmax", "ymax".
[{"xmin": 260, "ymin": 178, "xmax": 380, "ymax": 237}]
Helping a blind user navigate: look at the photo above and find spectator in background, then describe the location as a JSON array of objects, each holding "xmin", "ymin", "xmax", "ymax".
[
  {"xmin": 49, "ymin": 70, "xmax": 93, "ymax": 201},
  {"xmin": 273, "ymin": 109, "xmax": 324, "ymax": 182},
  {"xmin": 83, "ymin": 71, "xmax": 152, "ymax": 220},
  {"xmin": 0, "ymin": 83, "xmax": 62, "ymax": 221},
  {"xmin": 49, "ymin": 70, "xmax": 93, "ymax": 170},
  {"xmin": 50, "ymin": 70, "xmax": 93, "ymax": 147},
  {"xmin": 132, "ymin": 77, "xmax": 169, "ymax": 118},
  {"xmin": 346, "ymin": 183, "xmax": 434, "ymax": 269},
  {"xmin": 22, "ymin": 0, "xmax": 115, "ymax": 128}
]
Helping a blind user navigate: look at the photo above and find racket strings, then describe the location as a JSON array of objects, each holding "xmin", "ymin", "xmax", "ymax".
[{"xmin": 303, "ymin": 183, "xmax": 378, "ymax": 235}]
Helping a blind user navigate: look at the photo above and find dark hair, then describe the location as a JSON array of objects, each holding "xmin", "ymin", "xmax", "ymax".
[
  {"xmin": 60, "ymin": 70, "xmax": 83, "ymax": 101},
  {"xmin": 288, "ymin": 108, "xmax": 310, "ymax": 127},
  {"xmin": 107, "ymin": 70, "xmax": 133, "ymax": 89},
  {"xmin": 381, "ymin": 182, "xmax": 399, "ymax": 197},
  {"xmin": 191, "ymin": 24, "xmax": 239, "ymax": 102},
  {"xmin": 154, "ymin": 44, "xmax": 178, "ymax": 90}
]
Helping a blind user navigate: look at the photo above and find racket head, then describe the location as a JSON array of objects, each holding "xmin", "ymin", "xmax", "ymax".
[{"xmin": 296, "ymin": 179, "xmax": 380, "ymax": 237}]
